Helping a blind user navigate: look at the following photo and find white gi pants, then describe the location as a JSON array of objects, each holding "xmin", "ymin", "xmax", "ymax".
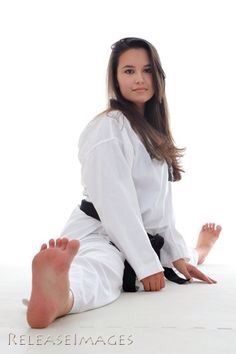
[
  {"xmin": 66, "ymin": 232, "xmax": 198, "ymax": 314},
  {"xmin": 68, "ymin": 233, "xmax": 125, "ymax": 314}
]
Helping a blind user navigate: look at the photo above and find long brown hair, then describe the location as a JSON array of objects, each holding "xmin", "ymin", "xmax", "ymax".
[{"xmin": 99, "ymin": 37, "xmax": 185, "ymax": 181}]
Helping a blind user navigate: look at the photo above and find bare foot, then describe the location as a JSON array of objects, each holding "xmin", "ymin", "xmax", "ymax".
[
  {"xmin": 195, "ymin": 223, "xmax": 222, "ymax": 265},
  {"xmin": 27, "ymin": 237, "xmax": 80, "ymax": 328}
]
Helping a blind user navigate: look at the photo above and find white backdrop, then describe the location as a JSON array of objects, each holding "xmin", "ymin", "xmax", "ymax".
[{"xmin": 0, "ymin": 0, "xmax": 235, "ymax": 266}]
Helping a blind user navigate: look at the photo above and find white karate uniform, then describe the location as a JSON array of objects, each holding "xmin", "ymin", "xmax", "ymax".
[{"xmin": 60, "ymin": 109, "xmax": 198, "ymax": 314}]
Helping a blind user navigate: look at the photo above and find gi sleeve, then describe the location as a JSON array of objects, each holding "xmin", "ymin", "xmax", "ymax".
[
  {"xmin": 81, "ymin": 138, "xmax": 164, "ymax": 280},
  {"xmin": 160, "ymin": 183, "xmax": 192, "ymax": 267}
]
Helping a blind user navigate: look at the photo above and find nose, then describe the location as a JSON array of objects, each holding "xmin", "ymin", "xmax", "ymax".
[{"xmin": 135, "ymin": 72, "xmax": 144, "ymax": 83}]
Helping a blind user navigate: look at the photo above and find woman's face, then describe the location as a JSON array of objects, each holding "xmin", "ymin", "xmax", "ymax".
[{"xmin": 116, "ymin": 48, "xmax": 154, "ymax": 114}]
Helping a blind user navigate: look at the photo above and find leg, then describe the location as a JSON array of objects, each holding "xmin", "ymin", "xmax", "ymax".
[
  {"xmin": 27, "ymin": 238, "xmax": 79, "ymax": 328},
  {"xmin": 194, "ymin": 223, "xmax": 222, "ymax": 265},
  {"xmin": 27, "ymin": 234, "xmax": 125, "ymax": 328},
  {"xmin": 68, "ymin": 234, "xmax": 125, "ymax": 313}
]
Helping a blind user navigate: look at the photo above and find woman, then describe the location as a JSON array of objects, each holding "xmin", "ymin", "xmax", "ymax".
[{"xmin": 26, "ymin": 37, "xmax": 222, "ymax": 328}]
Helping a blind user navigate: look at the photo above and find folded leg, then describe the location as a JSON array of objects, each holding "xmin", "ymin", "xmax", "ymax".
[{"xmin": 68, "ymin": 234, "xmax": 125, "ymax": 313}]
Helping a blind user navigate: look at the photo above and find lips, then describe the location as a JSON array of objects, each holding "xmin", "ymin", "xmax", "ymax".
[{"xmin": 133, "ymin": 88, "xmax": 147, "ymax": 91}]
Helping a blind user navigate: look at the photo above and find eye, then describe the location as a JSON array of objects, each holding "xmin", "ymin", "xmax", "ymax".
[
  {"xmin": 124, "ymin": 69, "xmax": 134, "ymax": 74},
  {"xmin": 145, "ymin": 68, "xmax": 152, "ymax": 73}
]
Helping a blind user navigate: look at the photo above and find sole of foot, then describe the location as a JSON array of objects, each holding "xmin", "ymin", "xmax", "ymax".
[
  {"xmin": 195, "ymin": 223, "xmax": 222, "ymax": 265},
  {"xmin": 27, "ymin": 237, "xmax": 80, "ymax": 328}
]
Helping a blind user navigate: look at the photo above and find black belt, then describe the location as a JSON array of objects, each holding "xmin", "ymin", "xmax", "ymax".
[{"xmin": 80, "ymin": 199, "xmax": 189, "ymax": 291}]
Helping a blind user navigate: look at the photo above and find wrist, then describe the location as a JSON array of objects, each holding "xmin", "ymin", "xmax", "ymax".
[{"xmin": 172, "ymin": 258, "xmax": 185, "ymax": 266}]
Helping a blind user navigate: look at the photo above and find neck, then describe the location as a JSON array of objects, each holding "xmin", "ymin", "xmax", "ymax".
[{"xmin": 135, "ymin": 104, "xmax": 145, "ymax": 116}]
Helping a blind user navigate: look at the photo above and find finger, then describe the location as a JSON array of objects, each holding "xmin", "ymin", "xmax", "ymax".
[
  {"xmin": 144, "ymin": 281, "xmax": 151, "ymax": 291},
  {"xmin": 208, "ymin": 277, "xmax": 217, "ymax": 284},
  {"xmin": 191, "ymin": 268, "xmax": 214, "ymax": 283},
  {"xmin": 140, "ymin": 279, "xmax": 147, "ymax": 291},
  {"xmin": 179, "ymin": 266, "xmax": 192, "ymax": 281},
  {"xmin": 156, "ymin": 280, "xmax": 161, "ymax": 291},
  {"xmin": 174, "ymin": 261, "xmax": 192, "ymax": 280},
  {"xmin": 191, "ymin": 268, "xmax": 208, "ymax": 281},
  {"xmin": 161, "ymin": 278, "xmax": 165, "ymax": 289},
  {"xmin": 155, "ymin": 281, "xmax": 161, "ymax": 291},
  {"xmin": 205, "ymin": 277, "xmax": 214, "ymax": 284},
  {"xmin": 150, "ymin": 281, "xmax": 156, "ymax": 291}
]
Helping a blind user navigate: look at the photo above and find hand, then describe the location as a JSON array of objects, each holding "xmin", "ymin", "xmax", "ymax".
[
  {"xmin": 172, "ymin": 258, "xmax": 217, "ymax": 284},
  {"xmin": 185, "ymin": 262, "xmax": 217, "ymax": 284},
  {"xmin": 140, "ymin": 271, "xmax": 165, "ymax": 291}
]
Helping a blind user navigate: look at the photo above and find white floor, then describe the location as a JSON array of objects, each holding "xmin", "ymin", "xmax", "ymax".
[{"xmin": 1, "ymin": 263, "xmax": 236, "ymax": 354}]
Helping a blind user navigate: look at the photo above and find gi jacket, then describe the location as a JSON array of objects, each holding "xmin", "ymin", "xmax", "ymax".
[{"xmin": 61, "ymin": 110, "xmax": 192, "ymax": 281}]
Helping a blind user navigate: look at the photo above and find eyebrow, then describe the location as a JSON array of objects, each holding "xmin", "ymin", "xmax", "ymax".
[{"xmin": 121, "ymin": 64, "xmax": 152, "ymax": 69}]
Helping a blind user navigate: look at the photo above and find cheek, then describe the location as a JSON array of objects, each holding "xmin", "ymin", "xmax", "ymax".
[
  {"xmin": 118, "ymin": 78, "xmax": 131, "ymax": 93},
  {"xmin": 149, "ymin": 77, "xmax": 155, "ymax": 93},
  {"xmin": 148, "ymin": 75, "xmax": 154, "ymax": 86}
]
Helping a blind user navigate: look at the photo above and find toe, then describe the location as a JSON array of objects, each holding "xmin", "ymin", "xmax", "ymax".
[
  {"xmin": 40, "ymin": 243, "xmax": 47, "ymax": 251},
  {"xmin": 216, "ymin": 225, "xmax": 222, "ymax": 232},
  {"xmin": 61, "ymin": 238, "xmax": 69, "ymax": 250},
  {"xmin": 56, "ymin": 238, "xmax": 62, "ymax": 248},
  {"xmin": 67, "ymin": 240, "xmax": 80, "ymax": 256},
  {"xmin": 215, "ymin": 225, "xmax": 222, "ymax": 235},
  {"xmin": 49, "ymin": 239, "xmax": 55, "ymax": 248}
]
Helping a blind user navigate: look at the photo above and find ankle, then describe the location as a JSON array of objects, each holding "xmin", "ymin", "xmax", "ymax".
[{"xmin": 65, "ymin": 290, "xmax": 74, "ymax": 314}]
